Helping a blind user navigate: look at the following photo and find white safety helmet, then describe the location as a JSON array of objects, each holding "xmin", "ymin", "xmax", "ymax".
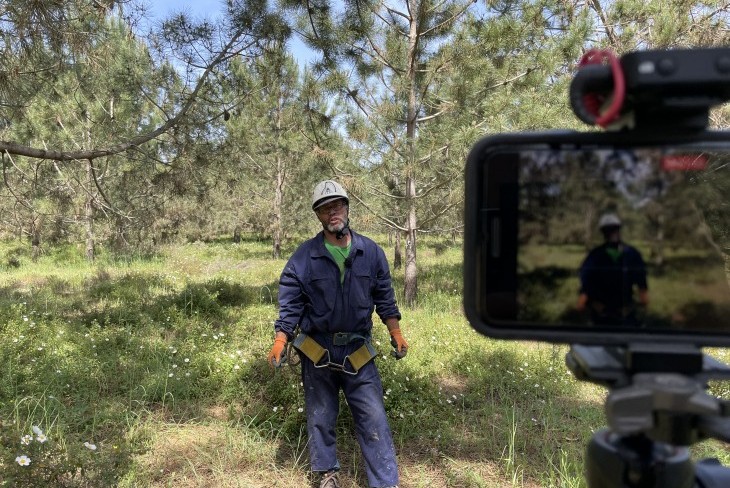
[
  {"xmin": 598, "ymin": 213, "xmax": 622, "ymax": 229},
  {"xmin": 312, "ymin": 180, "xmax": 349, "ymax": 210}
]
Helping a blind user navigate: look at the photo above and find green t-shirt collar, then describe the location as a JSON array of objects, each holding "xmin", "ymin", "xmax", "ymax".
[
  {"xmin": 605, "ymin": 245, "xmax": 622, "ymax": 263},
  {"xmin": 325, "ymin": 241, "xmax": 351, "ymax": 282}
]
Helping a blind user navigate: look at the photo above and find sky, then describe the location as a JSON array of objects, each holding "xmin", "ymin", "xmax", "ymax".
[{"xmin": 147, "ymin": 0, "xmax": 219, "ymax": 22}]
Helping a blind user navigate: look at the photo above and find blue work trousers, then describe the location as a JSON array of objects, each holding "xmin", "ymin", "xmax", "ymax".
[{"xmin": 302, "ymin": 338, "xmax": 399, "ymax": 488}]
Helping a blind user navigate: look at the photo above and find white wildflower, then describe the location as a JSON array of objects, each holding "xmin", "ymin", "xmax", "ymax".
[{"xmin": 15, "ymin": 455, "xmax": 31, "ymax": 466}]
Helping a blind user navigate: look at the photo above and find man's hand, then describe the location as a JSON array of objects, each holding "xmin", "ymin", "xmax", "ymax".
[
  {"xmin": 267, "ymin": 333, "xmax": 288, "ymax": 368},
  {"xmin": 576, "ymin": 293, "xmax": 588, "ymax": 312},
  {"xmin": 389, "ymin": 328, "xmax": 408, "ymax": 359}
]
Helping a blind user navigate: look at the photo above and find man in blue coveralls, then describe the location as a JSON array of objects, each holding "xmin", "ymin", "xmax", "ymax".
[
  {"xmin": 267, "ymin": 180, "xmax": 408, "ymax": 488},
  {"xmin": 576, "ymin": 213, "xmax": 649, "ymax": 326}
]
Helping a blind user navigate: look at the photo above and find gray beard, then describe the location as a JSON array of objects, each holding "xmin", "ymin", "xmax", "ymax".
[{"xmin": 325, "ymin": 221, "xmax": 345, "ymax": 234}]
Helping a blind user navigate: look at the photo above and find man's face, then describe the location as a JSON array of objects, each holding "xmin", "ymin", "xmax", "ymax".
[
  {"xmin": 315, "ymin": 199, "xmax": 348, "ymax": 233},
  {"xmin": 602, "ymin": 225, "xmax": 621, "ymax": 243}
]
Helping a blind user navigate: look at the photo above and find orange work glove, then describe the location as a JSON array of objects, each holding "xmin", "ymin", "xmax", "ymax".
[
  {"xmin": 267, "ymin": 337, "xmax": 287, "ymax": 368},
  {"xmin": 576, "ymin": 293, "xmax": 588, "ymax": 312},
  {"xmin": 638, "ymin": 289, "xmax": 649, "ymax": 307},
  {"xmin": 389, "ymin": 328, "xmax": 408, "ymax": 359}
]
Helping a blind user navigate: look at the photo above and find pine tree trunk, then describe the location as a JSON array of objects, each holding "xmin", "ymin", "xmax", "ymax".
[
  {"xmin": 584, "ymin": 206, "xmax": 595, "ymax": 251},
  {"xmin": 404, "ymin": 176, "xmax": 417, "ymax": 307},
  {"xmin": 273, "ymin": 161, "xmax": 283, "ymax": 259},
  {"xmin": 31, "ymin": 220, "xmax": 41, "ymax": 263},
  {"xmin": 403, "ymin": 3, "xmax": 419, "ymax": 307},
  {"xmin": 393, "ymin": 231, "xmax": 402, "ymax": 270},
  {"xmin": 653, "ymin": 213, "xmax": 665, "ymax": 267},
  {"xmin": 85, "ymin": 159, "xmax": 95, "ymax": 262},
  {"xmin": 113, "ymin": 222, "xmax": 128, "ymax": 252},
  {"xmin": 272, "ymin": 89, "xmax": 284, "ymax": 260},
  {"xmin": 84, "ymin": 107, "xmax": 96, "ymax": 262}
]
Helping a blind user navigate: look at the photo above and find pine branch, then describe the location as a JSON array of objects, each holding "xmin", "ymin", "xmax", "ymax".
[
  {"xmin": 416, "ymin": 107, "xmax": 448, "ymax": 123},
  {"xmin": 420, "ymin": 0, "xmax": 475, "ymax": 37},
  {"xmin": 2, "ymin": 153, "xmax": 34, "ymax": 211},
  {"xmin": 0, "ymin": 29, "xmax": 255, "ymax": 161},
  {"xmin": 88, "ymin": 159, "xmax": 133, "ymax": 220},
  {"xmin": 588, "ymin": 0, "xmax": 619, "ymax": 47},
  {"xmin": 417, "ymin": 222, "xmax": 463, "ymax": 234},
  {"xmin": 349, "ymin": 189, "xmax": 408, "ymax": 231}
]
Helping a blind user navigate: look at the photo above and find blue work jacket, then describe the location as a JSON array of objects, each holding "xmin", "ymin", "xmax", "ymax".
[
  {"xmin": 274, "ymin": 230, "xmax": 401, "ymax": 339},
  {"xmin": 579, "ymin": 242, "xmax": 648, "ymax": 309}
]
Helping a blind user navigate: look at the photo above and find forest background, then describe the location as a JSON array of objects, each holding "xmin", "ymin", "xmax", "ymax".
[
  {"xmin": 1, "ymin": 0, "xmax": 730, "ymax": 487},
  {"xmin": 2, "ymin": 0, "xmax": 729, "ymax": 304}
]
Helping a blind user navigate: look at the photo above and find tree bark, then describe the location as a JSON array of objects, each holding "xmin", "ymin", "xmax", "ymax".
[
  {"xmin": 273, "ymin": 156, "xmax": 283, "ymax": 259},
  {"xmin": 83, "ymin": 103, "xmax": 96, "ymax": 263},
  {"xmin": 404, "ymin": 176, "xmax": 418, "ymax": 307},
  {"xmin": 403, "ymin": 0, "xmax": 420, "ymax": 307},
  {"xmin": 583, "ymin": 205, "xmax": 595, "ymax": 251},
  {"xmin": 272, "ymin": 80, "xmax": 284, "ymax": 260},
  {"xmin": 85, "ymin": 159, "xmax": 95, "ymax": 262},
  {"xmin": 653, "ymin": 213, "xmax": 665, "ymax": 267},
  {"xmin": 31, "ymin": 218, "xmax": 41, "ymax": 263},
  {"xmin": 394, "ymin": 231, "xmax": 402, "ymax": 270}
]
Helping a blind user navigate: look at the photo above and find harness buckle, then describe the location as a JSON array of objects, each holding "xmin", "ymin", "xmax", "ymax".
[
  {"xmin": 332, "ymin": 331, "xmax": 369, "ymax": 346},
  {"xmin": 332, "ymin": 332, "xmax": 351, "ymax": 346},
  {"xmin": 294, "ymin": 331, "xmax": 377, "ymax": 375}
]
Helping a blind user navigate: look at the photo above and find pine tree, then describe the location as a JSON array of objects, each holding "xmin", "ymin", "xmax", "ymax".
[{"xmin": 284, "ymin": 0, "xmax": 478, "ymax": 306}]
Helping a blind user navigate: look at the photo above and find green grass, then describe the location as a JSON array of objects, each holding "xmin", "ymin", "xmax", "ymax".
[
  {"xmin": 0, "ymin": 237, "xmax": 727, "ymax": 487},
  {"xmin": 517, "ymin": 242, "xmax": 730, "ymax": 329}
]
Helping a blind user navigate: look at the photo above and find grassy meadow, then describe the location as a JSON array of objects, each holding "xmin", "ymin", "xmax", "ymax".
[{"xmin": 1, "ymin": 236, "xmax": 729, "ymax": 487}]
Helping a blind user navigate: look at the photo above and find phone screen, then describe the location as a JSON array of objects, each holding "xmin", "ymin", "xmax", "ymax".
[
  {"xmin": 468, "ymin": 140, "xmax": 730, "ymax": 341},
  {"xmin": 516, "ymin": 146, "xmax": 730, "ymax": 331}
]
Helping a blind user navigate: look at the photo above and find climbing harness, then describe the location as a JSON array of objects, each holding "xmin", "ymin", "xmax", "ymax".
[{"xmin": 292, "ymin": 331, "xmax": 377, "ymax": 376}]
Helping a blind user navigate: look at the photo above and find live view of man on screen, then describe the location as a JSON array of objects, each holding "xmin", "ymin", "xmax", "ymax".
[{"xmin": 576, "ymin": 213, "xmax": 649, "ymax": 326}]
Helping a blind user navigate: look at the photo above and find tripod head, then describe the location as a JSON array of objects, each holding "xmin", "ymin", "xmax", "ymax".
[{"xmin": 567, "ymin": 345, "xmax": 730, "ymax": 487}]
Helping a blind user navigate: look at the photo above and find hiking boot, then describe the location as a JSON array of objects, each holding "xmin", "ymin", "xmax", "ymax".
[{"xmin": 319, "ymin": 470, "xmax": 340, "ymax": 488}]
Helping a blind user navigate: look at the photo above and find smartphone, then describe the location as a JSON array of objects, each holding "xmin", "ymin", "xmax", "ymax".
[{"xmin": 464, "ymin": 130, "xmax": 730, "ymax": 346}]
